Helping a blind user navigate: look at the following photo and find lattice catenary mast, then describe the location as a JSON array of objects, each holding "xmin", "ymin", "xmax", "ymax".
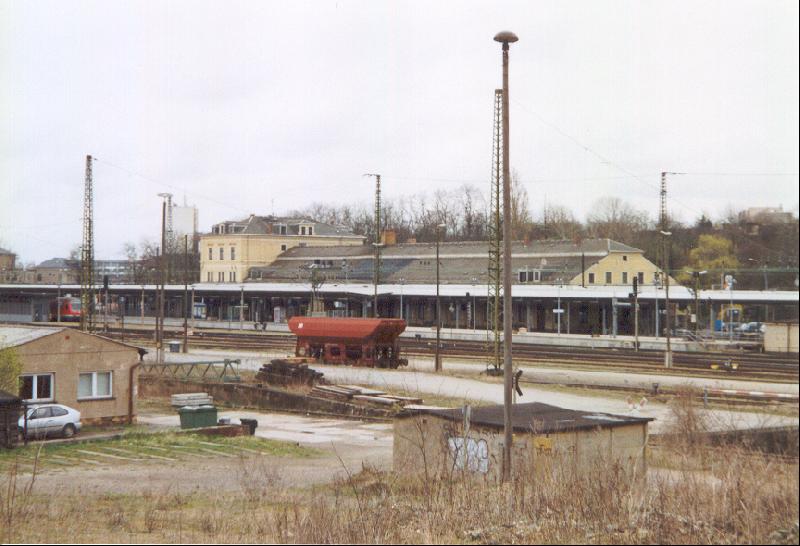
[
  {"xmin": 486, "ymin": 89, "xmax": 504, "ymax": 371},
  {"xmin": 80, "ymin": 155, "xmax": 95, "ymax": 332},
  {"xmin": 364, "ymin": 173, "xmax": 382, "ymax": 317}
]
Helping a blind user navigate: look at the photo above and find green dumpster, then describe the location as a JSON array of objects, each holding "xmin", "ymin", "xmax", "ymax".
[{"xmin": 178, "ymin": 405, "xmax": 218, "ymax": 429}]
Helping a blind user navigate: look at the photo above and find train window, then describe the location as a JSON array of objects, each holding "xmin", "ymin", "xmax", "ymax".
[
  {"xmin": 328, "ymin": 345, "xmax": 341, "ymax": 357},
  {"xmin": 345, "ymin": 346, "xmax": 362, "ymax": 360}
]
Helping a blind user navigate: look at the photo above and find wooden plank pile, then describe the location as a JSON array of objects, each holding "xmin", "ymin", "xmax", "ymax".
[
  {"xmin": 255, "ymin": 359, "xmax": 326, "ymax": 388},
  {"xmin": 170, "ymin": 393, "xmax": 214, "ymax": 407},
  {"xmin": 309, "ymin": 384, "xmax": 423, "ymax": 409}
]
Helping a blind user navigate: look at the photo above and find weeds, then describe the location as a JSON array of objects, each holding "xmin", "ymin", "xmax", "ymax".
[{"xmin": 0, "ymin": 404, "xmax": 796, "ymax": 543}]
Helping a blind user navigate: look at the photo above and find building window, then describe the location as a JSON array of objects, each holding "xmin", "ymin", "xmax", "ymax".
[
  {"xmin": 230, "ymin": 247, "xmax": 236, "ymax": 260},
  {"xmin": 533, "ymin": 270, "xmax": 541, "ymax": 282},
  {"xmin": 308, "ymin": 226, "xmax": 313, "ymax": 235},
  {"xmin": 518, "ymin": 271, "xmax": 528, "ymax": 283},
  {"xmin": 218, "ymin": 272, "xmax": 224, "ymax": 282},
  {"xmin": 207, "ymin": 272, "xmax": 212, "ymax": 282},
  {"xmin": 19, "ymin": 373, "xmax": 54, "ymax": 401},
  {"xmin": 623, "ymin": 255, "xmax": 628, "ymax": 261},
  {"xmin": 280, "ymin": 244, "xmax": 287, "ymax": 251},
  {"xmin": 588, "ymin": 273, "xmax": 595, "ymax": 284},
  {"xmin": 300, "ymin": 226, "xmax": 306, "ymax": 235},
  {"xmin": 605, "ymin": 272, "xmax": 612, "ymax": 284},
  {"xmin": 229, "ymin": 271, "xmax": 236, "ymax": 282},
  {"xmin": 78, "ymin": 371, "xmax": 112, "ymax": 399},
  {"xmin": 638, "ymin": 272, "xmax": 644, "ymax": 284},
  {"xmin": 622, "ymin": 272, "xmax": 628, "ymax": 284},
  {"xmin": 208, "ymin": 247, "xmax": 213, "ymax": 260},
  {"xmin": 219, "ymin": 248, "xmax": 224, "ymax": 260}
]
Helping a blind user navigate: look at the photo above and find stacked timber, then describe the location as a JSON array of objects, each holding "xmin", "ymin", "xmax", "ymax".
[
  {"xmin": 309, "ymin": 384, "xmax": 423, "ymax": 410},
  {"xmin": 171, "ymin": 393, "xmax": 213, "ymax": 407},
  {"xmin": 255, "ymin": 359, "xmax": 325, "ymax": 388}
]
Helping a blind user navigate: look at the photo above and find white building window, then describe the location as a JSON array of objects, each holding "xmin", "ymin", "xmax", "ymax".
[
  {"xmin": 78, "ymin": 371, "xmax": 112, "ymax": 399},
  {"xmin": 19, "ymin": 373, "xmax": 54, "ymax": 401}
]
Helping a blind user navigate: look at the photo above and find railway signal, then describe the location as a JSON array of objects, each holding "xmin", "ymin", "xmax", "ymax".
[{"xmin": 631, "ymin": 277, "xmax": 639, "ymax": 351}]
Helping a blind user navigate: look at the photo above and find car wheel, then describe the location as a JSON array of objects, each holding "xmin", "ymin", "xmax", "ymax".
[{"xmin": 62, "ymin": 424, "xmax": 77, "ymax": 438}]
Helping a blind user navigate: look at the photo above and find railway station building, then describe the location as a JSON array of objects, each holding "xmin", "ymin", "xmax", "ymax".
[
  {"xmin": 0, "ymin": 237, "xmax": 797, "ymax": 339},
  {"xmin": 199, "ymin": 215, "xmax": 365, "ymax": 284}
]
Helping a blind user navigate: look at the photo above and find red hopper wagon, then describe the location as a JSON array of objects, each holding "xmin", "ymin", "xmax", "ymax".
[{"xmin": 287, "ymin": 317, "xmax": 408, "ymax": 369}]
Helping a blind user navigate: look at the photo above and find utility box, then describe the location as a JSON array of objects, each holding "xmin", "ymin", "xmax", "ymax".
[{"xmin": 178, "ymin": 405, "xmax": 218, "ymax": 429}]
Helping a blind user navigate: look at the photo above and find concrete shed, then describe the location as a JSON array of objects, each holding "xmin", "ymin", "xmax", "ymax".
[
  {"xmin": 764, "ymin": 322, "xmax": 799, "ymax": 353},
  {"xmin": 0, "ymin": 326, "xmax": 145, "ymax": 425},
  {"xmin": 394, "ymin": 402, "xmax": 653, "ymax": 481}
]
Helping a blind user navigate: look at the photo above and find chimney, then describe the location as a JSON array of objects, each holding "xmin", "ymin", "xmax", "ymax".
[{"xmin": 381, "ymin": 229, "xmax": 397, "ymax": 246}]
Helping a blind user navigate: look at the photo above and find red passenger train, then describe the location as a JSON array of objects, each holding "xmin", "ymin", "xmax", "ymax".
[
  {"xmin": 288, "ymin": 317, "xmax": 408, "ymax": 368},
  {"xmin": 49, "ymin": 296, "xmax": 82, "ymax": 322}
]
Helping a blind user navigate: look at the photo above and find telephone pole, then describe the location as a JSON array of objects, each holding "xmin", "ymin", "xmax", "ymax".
[
  {"xmin": 157, "ymin": 198, "xmax": 167, "ymax": 363},
  {"xmin": 494, "ymin": 29, "xmax": 518, "ymax": 483}
]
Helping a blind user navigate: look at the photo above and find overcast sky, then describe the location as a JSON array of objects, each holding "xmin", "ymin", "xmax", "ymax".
[{"xmin": 1, "ymin": 0, "xmax": 798, "ymax": 264}]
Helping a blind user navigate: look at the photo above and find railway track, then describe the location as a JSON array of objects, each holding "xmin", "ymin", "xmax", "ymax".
[{"xmin": 100, "ymin": 327, "xmax": 799, "ymax": 383}]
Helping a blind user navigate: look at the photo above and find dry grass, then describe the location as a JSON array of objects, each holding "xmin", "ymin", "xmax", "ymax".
[{"xmin": 1, "ymin": 394, "xmax": 798, "ymax": 544}]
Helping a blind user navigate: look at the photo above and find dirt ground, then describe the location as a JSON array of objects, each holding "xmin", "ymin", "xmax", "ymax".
[{"xmin": 19, "ymin": 408, "xmax": 394, "ymax": 497}]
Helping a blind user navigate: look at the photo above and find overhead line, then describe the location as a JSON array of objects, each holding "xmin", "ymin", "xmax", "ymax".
[{"xmin": 94, "ymin": 158, "xmax": 251, "ymax": 215}]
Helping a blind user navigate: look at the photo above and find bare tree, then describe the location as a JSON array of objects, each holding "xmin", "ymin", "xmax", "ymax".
[
  {"xmin": 586, "ymin": 197, "xmax": 649, "ymax": 242},
  {"xmin": 510, "ymin": 171, "xmax": 532, "ymax": 240}
]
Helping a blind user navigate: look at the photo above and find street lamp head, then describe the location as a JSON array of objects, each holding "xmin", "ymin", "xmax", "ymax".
[{"xmin": 494, "ymin": 31, "xmax": 519, "ymax": 44}]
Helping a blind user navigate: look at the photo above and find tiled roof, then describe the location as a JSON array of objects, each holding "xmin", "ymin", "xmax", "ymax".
[
  {"xmin": 208, "ymin": 215, "xmax": 363, "ymax": 238},
  {"xmin": 248, "ymin": 238, "xmax": 635, "ymax": 283}
]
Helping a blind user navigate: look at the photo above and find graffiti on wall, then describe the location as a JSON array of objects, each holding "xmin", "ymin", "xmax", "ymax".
[{"xmin": 448, "ymin": 436, "xmax": 489, "ymax": 473}]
